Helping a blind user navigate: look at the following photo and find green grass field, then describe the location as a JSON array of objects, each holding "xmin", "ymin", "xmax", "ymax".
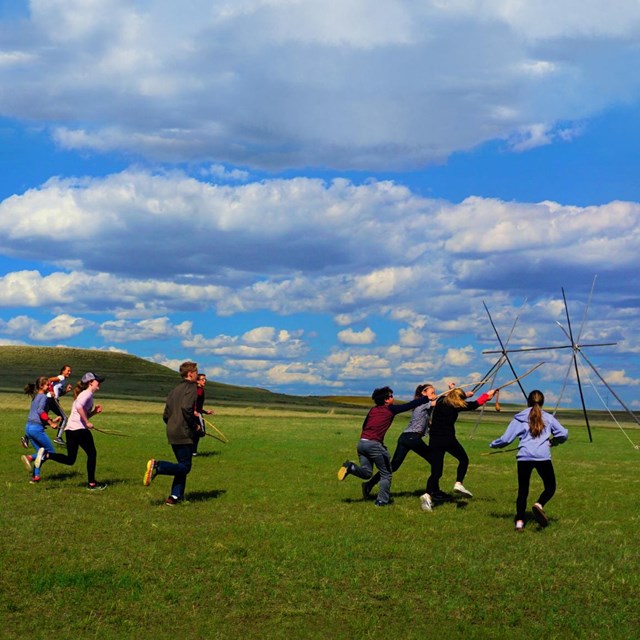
[{"xmin": 1, "ymin": 393, "xmax": 639, "ymax": 640}]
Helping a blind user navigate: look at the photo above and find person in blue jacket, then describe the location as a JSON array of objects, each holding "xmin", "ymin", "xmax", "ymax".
[{"xmin": 489, "ymin": 389, "xmax": 568, "ymax": 531}]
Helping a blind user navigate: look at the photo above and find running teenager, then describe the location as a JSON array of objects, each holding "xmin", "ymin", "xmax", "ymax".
[
  {"xmin": 361, "ymin": 383, "xmax": 436, "ymax": 500},
  {"xmin": 489, "ymin": 389, "xmax": 568, "ymax": 531},
  {"xmin": 192, "ymin": 373, "xmax": 214, "ymax": 456},
  {"xmin": 337, "ymin": 385, "xmax": 433, "ymax": 507},
  {"xmin": 421, "ymin": 384, "xmax": 495, "ymax": 511},
  {"xmin": 42, "ymin": 372, "xmax": 108, "ymax": 490},
  {"xmin": 20, "ymin": 377, "xmax": 62, "ymax": 483},
  {"xmin": 47, "ymin": 364, "xmax": 73, "ymax": 446},
  {"xmin": 143, "ymin": 361, "xmax": 199, "ymax": 505}
]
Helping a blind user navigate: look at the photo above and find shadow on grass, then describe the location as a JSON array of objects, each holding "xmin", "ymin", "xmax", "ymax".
[
  {"xmin": 150, "ymin": 489, "xmax": 227, "ymax": 506},
  {"xmin": 489, "ymin": 510, "xmax": 552, "ymax": 530},
  {"xmin": 45, "ymin": 470, "xmax": 81, "ymax": 482},
  {"xmin": 191, "ymin": 450, "xmax": 221, "ymax": 458}
]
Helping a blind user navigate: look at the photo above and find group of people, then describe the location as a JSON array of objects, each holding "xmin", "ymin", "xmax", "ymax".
[
  {"xmin": 20, "ymin": 361, "xmax": 569, "ymax": 523},
  {"xmin": 19, "ymin": 361, "xmax": 215, "ymax": 505},
  {"xmin": 21, "ymin": 368, "xmax": 107, "ymax": 490},
  {"xmin": 338, "ymin": 381, "xmax": 568, "ymax": 530}
]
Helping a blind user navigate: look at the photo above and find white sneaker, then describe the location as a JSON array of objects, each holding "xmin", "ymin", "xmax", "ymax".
[
  {"xmin": 420, "ymin": 493, "xmax": 433, "ymax": 511},
  {"xmin": 21, "ymin": 455, "xmax": 33, "ymax": 471},
  {"xmin": 453, "ymin": 482, "xmax": 473, "ymax": 498},
  {"xmin": 34, "ymin": 447, "xmax": 46, "ymax": 470}
]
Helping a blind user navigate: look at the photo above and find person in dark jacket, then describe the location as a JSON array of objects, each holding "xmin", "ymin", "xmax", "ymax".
[
  {"xmin": 143, "ymin": 361, "xmax": 199, "ymax": 505},
  {"xmin": 421, "ymin": 384, "xmax": 495, "ymax": 511},
  {"xmin": 337, "ymin": 385, "xmax": 433, "ymax": 507}
]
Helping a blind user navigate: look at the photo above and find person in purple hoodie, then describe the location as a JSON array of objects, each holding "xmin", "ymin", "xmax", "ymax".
[
  {"xmin": 489, "ymin": 389, "xmax": 568, "ymax": 531},
  {"xmin": 337, "ymin": 385, "xmax": 433, "ymax": 507}
]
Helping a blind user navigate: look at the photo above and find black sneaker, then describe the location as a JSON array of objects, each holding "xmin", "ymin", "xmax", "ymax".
[
  {"xmin": 361, "ymin": 482, "xmax": 373, "ymax": 500},
  {"xmin": 87, "ymin": 482, "xmax": 108, "ymax": 491},
  {"xmin": 21, "ymin": 436, "xmax": 30, "ymax": 449}
]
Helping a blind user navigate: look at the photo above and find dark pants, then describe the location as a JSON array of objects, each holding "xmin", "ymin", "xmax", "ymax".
[
  {"xmin": 48, "ymin": 429, "xmax": 98, "ymax": 484},
  {"xmin": 193, "ymin": 416, "xmax": 205, "ymax": 454},
  {"xmin": 157, "ymin": 443, "xmax": 194, "ymax": 499},
  {"xmin": 516, "ymin": 460, "xmax": 556, "ymax": 521},
  {"xmin": 364, "ymin": 432, "xmax": 432, "ymax": 491},
  {"xmin": 426, "ymin": 436, "xmax": 468, "ymax": 494}
]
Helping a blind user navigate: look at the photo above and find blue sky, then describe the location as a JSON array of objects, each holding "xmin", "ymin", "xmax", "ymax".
[{"xmin": 1, "ymin": 1, "xmax": 639, "ymax": 411}]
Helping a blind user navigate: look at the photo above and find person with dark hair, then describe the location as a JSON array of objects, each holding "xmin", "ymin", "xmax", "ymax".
[
  {"xmin": 337, "ymin": 385, "xmax": 433, "ymax": 507},
  {"xmin": 489, "ymin": 389, "xmax": 568, "ymax": 531},
  {"xmin": 192, "ymin": 373, "xmax": 214, "ymax": 456},
  {"xmin": 361, "ymin": 383, "xmax": 437, "ymax": 500},
  {"xmin": 41, "ymin": 372, "xmax": 107, "ymax": 490},
  {"xmin": 421, "ymin": 384, "xmax": 495, "ymax": 511},
  {"xmin": 20, "ymin": 376, "xmax": 62, "ymax": 483},
  {"xmin": 47, "ymin": 364, "xmax": 73, "ymax": 446},
  {"xmin": 143, "ymin": 361, "xmax": 199, "ymax": 505}
]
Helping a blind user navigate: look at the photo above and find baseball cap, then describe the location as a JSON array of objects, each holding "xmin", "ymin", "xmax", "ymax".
[{"xmin": 81, "ymin": 372, "xmax": 105, "ymax": 383}]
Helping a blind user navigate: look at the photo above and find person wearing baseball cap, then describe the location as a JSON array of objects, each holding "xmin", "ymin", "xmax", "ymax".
[{"xmin": 38, "ymin": 372, "xmax": 108, "ymax": 490}]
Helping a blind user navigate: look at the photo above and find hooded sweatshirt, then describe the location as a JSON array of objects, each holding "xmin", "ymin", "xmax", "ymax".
[{"xmin": 489, "ymin": 407, "xmax": 568, "ymax": 461}]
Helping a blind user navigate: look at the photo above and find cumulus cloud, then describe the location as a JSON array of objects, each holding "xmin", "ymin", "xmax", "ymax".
[
  {"xmin": 0, "ymin": 313, "xmax": 92, "ymax": 341},
  {"xmin": 1, "ymin": 1, "xmax": 640, "ymax": 169},
  {"xmin": 337, "ymin": 327, "xmax": 376, "ymax": 345}
]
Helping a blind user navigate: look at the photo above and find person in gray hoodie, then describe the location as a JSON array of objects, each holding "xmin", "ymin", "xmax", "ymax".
[{"xmin": 489, "ymin": 389, "xmax": 568, "ymax": 531}]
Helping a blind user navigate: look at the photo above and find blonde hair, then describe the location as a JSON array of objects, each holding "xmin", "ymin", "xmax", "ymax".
[
  {"xmin": 527, "ymin": 390, "xmax": 545, "ymax": 438},
  {"xmin": 443, "ymin": 387, "xmax": 468, "ymax": 409}
]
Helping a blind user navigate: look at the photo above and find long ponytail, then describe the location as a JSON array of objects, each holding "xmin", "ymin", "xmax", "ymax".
[{"xmin": 527, "ymin": 389, "xmax": 545, "ymax": 438}]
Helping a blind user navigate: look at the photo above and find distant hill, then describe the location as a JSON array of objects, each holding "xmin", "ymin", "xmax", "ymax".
[{"xmin": 0, "ymin": 345, "xmax": 351, "ymax": 409}]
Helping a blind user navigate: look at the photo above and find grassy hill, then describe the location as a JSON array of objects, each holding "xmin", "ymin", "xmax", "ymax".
[{"xmin": 0, "ymin": 345, "xmax": 351, "ymax": 409}]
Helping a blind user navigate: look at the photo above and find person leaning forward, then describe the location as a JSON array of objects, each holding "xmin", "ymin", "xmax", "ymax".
[{"xmin": 143, "ymin": 361, "xmax": 199, "ymax": 505}]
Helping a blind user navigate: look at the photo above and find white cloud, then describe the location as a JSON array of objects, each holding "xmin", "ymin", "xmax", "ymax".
[
  {"xmin": 444, "ymin": 346, "xmax": 475, "ymax": 366},
  {"xmin": 337, "ymin": 327, "xmax": 376, "ymax": 345},
  {"xmin": 2, "ymin": 1, "xmax": 640, "ymax": 169},
  {"xmin": 0, "ymin": 313, "xmax": 92, "ymax": 341}
]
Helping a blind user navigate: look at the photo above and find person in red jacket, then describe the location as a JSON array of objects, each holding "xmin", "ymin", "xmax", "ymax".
[{"xmin": 337, "ymin": 385, "xmax": 433, "ymax": 507}]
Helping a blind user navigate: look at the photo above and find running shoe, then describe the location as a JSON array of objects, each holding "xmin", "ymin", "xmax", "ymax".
[
  {"xmin": 34, "ymin": 448, "xmax": 46, "ymax": 470},
  {"xmin": 515, "ymin": 520, "xmax": 525, "ymax": 532},
  {"xmin": 165, "ymin": 496, "xmax": 179, "ymax": 506},
  {"xmin": 143, "ymin": 459, "xmax": 157, "ymax": 486},
  {"xmin": 420, "ymin": 492, "xmax": 433, "ymax": 512},
  {"xmin": 21, "ymin": 455, "xmax": 33, "ymax": 471},
  {"xmin": 453, "ymin": 482, "xmax": 473, "ymax": 498},
  {"xmin": 87, "ymin": 482, "xmax": 108, "ymax": 491},
  {"xmin": 337, "ymin": 461, "xmax": 353, "ymax": 481},
  {"xmin": 532, "ymin": 503, "xmax": 549, "ymax": 527},
  {"xmin": 21, "ymin": 436, "xmax": 29, "ymax": 449}
]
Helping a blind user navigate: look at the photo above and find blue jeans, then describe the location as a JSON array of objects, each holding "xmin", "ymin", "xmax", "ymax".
[
  {"xmin": 25, "ymin": 422, "xmax": 56, "ymax": 479},
  {"xmin": 350, "ymin": 439, "xmax": 393, "ymax": 504},
  {"xmin": 157, "ymin": 444, "xmax": 194, "ymax": 499}
]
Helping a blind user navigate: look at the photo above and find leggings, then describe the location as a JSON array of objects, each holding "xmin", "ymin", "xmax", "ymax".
[
  {"xmin": 47, "ymin": 429, "xmax": 98, "ymax": 484},
  {"xmin": 516, "ymin": 459, "xmax": 556, "ymax": 521},
  {"xmin": 426, "ymin": 436, "xmax": 468, "ymax": 494}
]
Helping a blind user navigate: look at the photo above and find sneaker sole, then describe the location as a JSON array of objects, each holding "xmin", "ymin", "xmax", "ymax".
[
  {"xmin": 20, "ymin": 456, "xmax": 32, "ymax": 472},
  {"xmin": 532, "ymin": 504, "xmax": 549, "ymax": 527},
  {"xmin": 454, "ymin": 487, "xmax": 473, "ymax": 498},
  {"xmin": 143, "ymin": 460, "xmax": 156, "ymax": 486},
  {"xmin": 337, "ymin": 466, "xmax": 349, "ymax": 481},
  {"xmin": 34, "ymin": 448, "xmax": 46, "ymax": 469}
]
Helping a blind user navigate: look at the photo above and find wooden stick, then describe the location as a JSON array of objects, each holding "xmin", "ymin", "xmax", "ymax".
[{"xmin": 203, "ymin": 418, "xmax": 228, "ymax": 443}]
